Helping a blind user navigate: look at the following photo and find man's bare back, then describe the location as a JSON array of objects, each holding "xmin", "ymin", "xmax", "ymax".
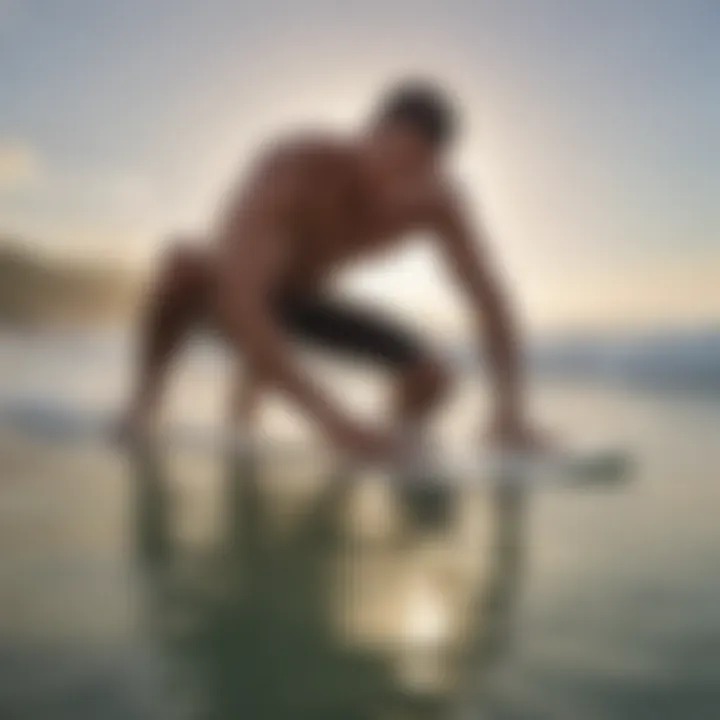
[
  {"xmin": 216, "ymin": 135, "xmax": 449, "ymax": 294},
  {"xmin": 124, "ymin": 80, "xmax": 540, "ymax": 459}
]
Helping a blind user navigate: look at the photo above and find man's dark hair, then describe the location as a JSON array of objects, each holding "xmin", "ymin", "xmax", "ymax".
[{"xmin": 375, "ymin": 79, "xmax": 459, "ymax": 148}]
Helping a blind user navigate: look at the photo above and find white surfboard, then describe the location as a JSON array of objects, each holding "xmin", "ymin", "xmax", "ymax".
[
  {"xmin": 431, "ymin": 444, "xmax": 632, "ymax": 487},
  {"xmin": 0, "ymin": 399, "xmax": 633, "ymax": 487}
]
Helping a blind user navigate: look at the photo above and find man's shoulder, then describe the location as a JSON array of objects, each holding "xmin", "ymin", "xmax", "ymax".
[{"xmin": 226, "ymin": 131, "xmax": 354, "ymax": 222}]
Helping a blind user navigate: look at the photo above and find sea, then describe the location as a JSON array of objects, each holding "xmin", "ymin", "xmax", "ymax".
[{"xmin": 0, "ymin": 329, "xmax": 719, "ymax": 720}]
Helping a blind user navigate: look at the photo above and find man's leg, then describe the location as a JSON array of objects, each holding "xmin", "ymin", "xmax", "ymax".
[
  {"xmin": 278, "ymin": 294, "xmax": 453, "ymax": 434},
  {"xmin": 392, "ymin": 356, "xmax": 452, "ymax": 431},
  {"xmin": 124, "ymin": 241, "xmax": 210, "ymax": 432}
]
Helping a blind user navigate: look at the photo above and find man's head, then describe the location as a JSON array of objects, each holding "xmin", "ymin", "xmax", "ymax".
[{"xmin": 365, "ymin": 79, "xmax": 460, "ymax": 186}]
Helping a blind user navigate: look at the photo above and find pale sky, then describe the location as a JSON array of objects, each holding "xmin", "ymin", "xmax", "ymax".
[{"xmin": 0, "ymin": 0, "xmax": 718, "ymax": 331}]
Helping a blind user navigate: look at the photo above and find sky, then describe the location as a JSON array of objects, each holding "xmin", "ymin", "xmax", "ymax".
[{"xmin": 0, "ymin": 0, "xmax": 718, "ymax": 332}]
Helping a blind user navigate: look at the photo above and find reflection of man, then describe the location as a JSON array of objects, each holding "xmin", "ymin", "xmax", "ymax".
[
  {"xmin": 122, "ymin": 79, "xmax": 542, "ymax": 459},
  {"xmin": 129, "ymin": 453, "xmax": 526, "ymax": 719},
  {"xmin": 130, "ymin": 451, "xmax": 396, "ymax": 718}
]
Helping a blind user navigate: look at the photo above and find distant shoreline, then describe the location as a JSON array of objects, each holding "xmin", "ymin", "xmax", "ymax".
[{"xmin": 0, "ymin": 239, "xmax": 140, "ymax": 329}]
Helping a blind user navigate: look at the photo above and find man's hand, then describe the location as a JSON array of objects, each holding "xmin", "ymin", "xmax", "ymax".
[{"xmin": 486, "ymin": 412, "xmax": 551, "ymax": 452}]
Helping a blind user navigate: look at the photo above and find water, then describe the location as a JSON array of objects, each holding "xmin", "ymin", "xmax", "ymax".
[{"xmin": 1, "ymin": 332, "xmax": 719, "ymax": 719}]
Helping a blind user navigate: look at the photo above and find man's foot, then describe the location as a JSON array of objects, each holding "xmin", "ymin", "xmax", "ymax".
[
  {"xmin": 394, "ymin": 426, "xmax": 442, "ymax": 482},
  {"xmin": 486, "ymin": 415, "xmax": 553, "ymax": 454}
]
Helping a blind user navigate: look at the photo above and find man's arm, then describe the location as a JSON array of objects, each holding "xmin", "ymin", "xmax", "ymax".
[
  {"xmin": 433, "ymin": 187, "xmax": 525, "ymax": 433},
  {"xmin": 216, "ymin": 152, "xmax": 336, "ymax": 424}
]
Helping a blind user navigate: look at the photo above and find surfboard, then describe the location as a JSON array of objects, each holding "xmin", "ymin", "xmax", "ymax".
[
  {"xmin": 437, "ymin": 444, "xmax": 632, "ymax": 487},
  {"xmin": 0, "ymin": 399, "xmax": 633, "ymax": 487}
]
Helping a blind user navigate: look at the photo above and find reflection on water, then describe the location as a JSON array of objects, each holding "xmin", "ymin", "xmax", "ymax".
[
  {"xmin": 126, "ymin": 448, "xmax": 526, "ymax": 720},
  {"xmin": 2, "ymin": 332, "xmax": 720, "ymax": 718}
]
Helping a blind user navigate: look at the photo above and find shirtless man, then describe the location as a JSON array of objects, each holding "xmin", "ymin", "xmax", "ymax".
[{"xmin": 123, "ymin": 80, "xmax": 541, "ymax": 459}]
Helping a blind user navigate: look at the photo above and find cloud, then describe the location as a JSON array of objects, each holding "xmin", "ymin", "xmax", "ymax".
[{"xmin": 0, "ymin": 140, "xmax": 44, "ymax": 192}]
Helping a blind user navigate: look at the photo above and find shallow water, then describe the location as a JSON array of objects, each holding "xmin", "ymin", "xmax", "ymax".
[{"xmin": 1, "ymin": 332, "xmax": 719, "ymax": 720}]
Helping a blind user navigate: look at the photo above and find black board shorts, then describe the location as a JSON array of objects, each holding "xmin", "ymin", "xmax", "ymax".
[{"xmin": 274, "ymin": 293, "xmax": 424, "ymax": 369}]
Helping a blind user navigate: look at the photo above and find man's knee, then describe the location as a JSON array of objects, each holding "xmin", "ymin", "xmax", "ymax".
[
  {"xmin": 160, "ymin": 238, "xmax": 207, "ymax": 283},
  {"xmin": 404, "ymin": 355, "xmax": 454, "ymax": 409}
]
